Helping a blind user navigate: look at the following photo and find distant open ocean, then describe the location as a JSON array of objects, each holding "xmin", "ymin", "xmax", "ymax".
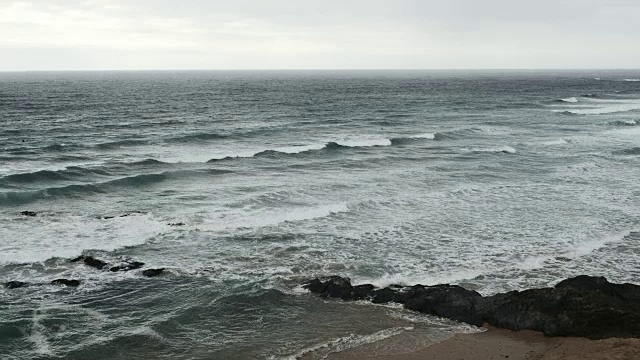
[{"xmin": 1, "ymin": 70, "xmax": 639, "ymax": 359}]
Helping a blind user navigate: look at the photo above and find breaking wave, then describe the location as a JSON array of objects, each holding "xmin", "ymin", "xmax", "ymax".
[
  {"xmin": 0, "ymin": 169, "xmax": 231, "ymax": 206},
  {"xmin": 0, "ymin": 159, "xmax": 171, "ymax": 187},
  {"xmin": 557, "ymin": 97, "xmax": 578, "ymax": 103},
  {"xmin": 615, "ymin": 147, "xmax": 640, "ymax": 156},
  {"xmin": 96, "ymin": 139, "xmax": 149, "ymax": 150},
  {"xmin": 206, "ymin": 138, "xmax": 395, "ymax": 163},
  {"xmin": 164, "ymin": 132, "xmax": 228, "ymax": 143},
  {"xmin": 464, "ymin": 146, "xmax": 517, "ymax": 154},
  {"xmin": 390, "ymin": 133, "xmax": 436, "ymax": 145},
  {"xmin": 557, "ymin": 100, "xmax": 640, "ymax": 115},
  {"xmin": 608, "ymin": 120, "xmax": 638, "ymax": 127}
]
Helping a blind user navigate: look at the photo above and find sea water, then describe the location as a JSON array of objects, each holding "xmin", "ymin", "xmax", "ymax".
[{"xmin": 1, "ymin": 70, "xmax": 639, "ymax": 359}]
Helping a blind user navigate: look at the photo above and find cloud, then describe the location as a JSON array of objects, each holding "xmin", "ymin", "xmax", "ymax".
[
  {"xmin": 0, "ymin": 0, "xmax": 639, "ymax": 70},
  {"xmin": 0, "ymin": 1, "xmax": 200, "ymax": 49}
]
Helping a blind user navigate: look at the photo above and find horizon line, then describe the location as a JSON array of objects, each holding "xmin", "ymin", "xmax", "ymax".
[{"xmin": 1, "ymin": 68, "xmax": 640, "ymax": 73}]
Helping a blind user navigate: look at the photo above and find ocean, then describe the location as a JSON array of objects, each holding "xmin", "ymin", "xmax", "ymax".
[{"xmin": 1, "ymin": 70, "xmax": 639, "ymax": 359}]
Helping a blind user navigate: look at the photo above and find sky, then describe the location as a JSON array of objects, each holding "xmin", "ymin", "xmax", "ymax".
[{"xmin": 1, "ymin": 0, "xmax": 639, "ymax": 70}]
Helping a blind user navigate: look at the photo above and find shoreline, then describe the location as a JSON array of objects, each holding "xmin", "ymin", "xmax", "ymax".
[{"xmin": 326, "ymin": 327, "xmax": 640, "ymax": 360}]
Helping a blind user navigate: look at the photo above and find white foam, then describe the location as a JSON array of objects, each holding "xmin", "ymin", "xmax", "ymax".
[
  {"xmin": 354, "ymin": 267, "xmax": 489, "ymax": 288},
  {"xmin": 560, "ymin": 97, "xmax": 578, "ymax": 103},
  {"xmin": 197, "ymin": 203, "xmax": 349, "ymax": 232},
  {"xmin": 335, "ymin": 135, "xmax": 392, "ymax": 147},
  {"xmin": 623, "ymin": 79, "xmax": 640, "ymax": 82},
  {"xmin": 0, "ymin": 213, "xmax": 168, "ymax": 265},
  {"xmin": 542, "ymin": 138, "xmax": 568, "ymax": 146},
  {"xmin": 608, "ymin": 124, "xmax": 640, "ymax": 137},
  {"xmin": 409, "ymin": 133, "xmax": 436, "ymax": 140},
  {"xmin": 273, "ymin": 144, "xmax": 326, "ymax": 154},
  {"xmin": 28, "ymin": 310, "xmax": 53, "ymax": 356},
  {"xmin": 281, "ymin": 327, "xmax": 410, "ymax": 360},
  {"xmin": 560, "ymin": 99, "xmax": 640, "ymax": 115},
  {"xmin": 570, "ymin": 229, "xmax": 632, "ymax": 256},
  {"xmin": 516, "ymin": 255, "xmax": 552, "ymax": 270}
]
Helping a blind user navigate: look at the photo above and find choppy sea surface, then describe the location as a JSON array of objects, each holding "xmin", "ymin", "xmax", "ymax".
[{"xmin": 1, "ymin": 70, "xmax": 639, "ymax": 359}]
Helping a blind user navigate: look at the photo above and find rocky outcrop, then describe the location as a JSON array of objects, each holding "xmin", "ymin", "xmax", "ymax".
[
  {"xmin": 82, "ymin": 256, "xmax": 108, "ymax": 270},
  {"xmin": 71, "ymin": 256, "xmax": 145, "ymax": 272},
  {"xmin": 101, "ymin": 211, "xmax": 144, "ymax": 220},
  {"xmin": 19, "ymin": 211, "xmax": 37, "ymax": 217},
  {"xmin": 51, "ymin": 279, "xmax": 80, "ymax": 287},
  {"xmin": 303, "ymin": 275, "xmax": 640, "ymax": 339},
  {"xmin": 5, "ymin": 281, "xmax": 27, "ymax": 289},
  {"xmin": 142, "ymin": 268, "xmax": 165, "ymax": 277}
]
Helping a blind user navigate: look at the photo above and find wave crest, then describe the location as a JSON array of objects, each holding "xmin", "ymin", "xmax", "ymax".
[{"xmin": 465, "ymin": 146, "xmax": 517, "ymax": 154}]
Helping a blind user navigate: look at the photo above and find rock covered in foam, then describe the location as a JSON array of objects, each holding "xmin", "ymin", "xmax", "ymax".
[
  {"xmin": 110, "ymin": 261, "xmax": 145, "ymax": 272},
  {"xmin": 303, "ymin": 275, "xmax": 640, "ymax": 339}
]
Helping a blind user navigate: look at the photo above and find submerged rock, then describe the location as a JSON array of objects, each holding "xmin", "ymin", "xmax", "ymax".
[
  {"xmin": 82, "ymin": 256, "xmax": 108, "ymax": 270},
  {"xmin": 110, "ymin": 261, "xmax": 145, "ymax": 272},
  {"xmin": 51, "ymin": 279, "xmax": 80, "ymax": 287},
  {"xmin": 5, "ymin": 281, "xmax": 27, "ymax": 289},
  {"xmin": 102, "ymin": 211, "xmax": 144, "ymax": 220},
  {"xmin": 72, "ymin": 256, "xmax": 145, "ymax": 272},
  {"xmin": 303, "ymin": 275, "xmax": 640, "ymax": 339},
  {"xmin": 142, "ymin": 268, "xmax": 165, "ymax": 277}
]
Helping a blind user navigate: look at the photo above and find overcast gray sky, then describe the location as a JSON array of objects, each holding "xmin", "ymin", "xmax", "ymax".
[{"xmin": 1, "ymin": 0, "xmax": 639, "ymax": 70}]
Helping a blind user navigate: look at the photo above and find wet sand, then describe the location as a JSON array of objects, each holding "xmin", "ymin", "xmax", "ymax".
[{"xmin": 327, "ymin": 327, "xmax": 640, "ymax": 360}]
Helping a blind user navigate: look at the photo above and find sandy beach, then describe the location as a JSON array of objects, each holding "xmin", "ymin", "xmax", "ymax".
[{"xmin": 327, "ymin": 327, "xmax": 640, "ymax": 360}]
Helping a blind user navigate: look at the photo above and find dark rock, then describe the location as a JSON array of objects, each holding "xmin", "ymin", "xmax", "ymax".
[
  {"xmin": 402, "ymin": 284, "xmax": 483, "ymax": 326},
  {"xmin": 555, "ymin": 256, "xmax": 572, "ymax": 262},
  {"xmin": 352, "ymin": 284, "xmax": 375, "ymax": 300},
  {"xmin": 323, "ymin": 276, "xmax": 355, "ymax": 300},
  {"xmin": 51, "ymin": 279, "xmax": 80, "ymax": 287},
  {"xmin": 478, "ymin": 276, "xmax": 640, "ymax": 339},
  {"xmin": 302, "ymin": 278, "xmax": 327, "ymax": 294},
  {"xmin": 302, "ymin": 275, "xmax": 640, "ymax": 339},
  {"xmin": 370, "ymin": 287, "xmax": 398, "ymax": 304},
  {"xmin": 168, "ymin": 222, "xmax": 185, "ymax": 227},
  {"xmin": 82, "ymin": 256, "xmax": 108, "ymax": 270},
  {"xmin": 102, "ymin": 211, "xmax": 144, "ymax": 220},
  {"xmin": 303, "ymin": 276, "xmax": 376, "ymax": 301},
  {"xmin": 70, "ymin": 256, "xmax": 85, "ymax": 263},
  {"xmin": 19, "ymin": 211, "xmax": 37, "ymax": 217},
  {"xmin": 110, "ymin": 261, "xmax": 145, "ymax": 272},
  {"xmin": 5, "ymin": 281, "xmax": 27, "ymax": 289},
  {"xmin": 142, "ymin": 268, "xmax": 165, "ymax": 277},
  {"xmin": 554, "ymin": 275, "xmax": 610, "ymax": 291},
  {"xmin": 303, "ymin": 277, "xmax": 367, "ymax": 300},
  {"xmin": 118, "ymin": 212, "xmax": 141, "ymax": 218}
]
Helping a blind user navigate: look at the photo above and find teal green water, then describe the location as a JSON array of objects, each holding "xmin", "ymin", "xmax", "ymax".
[{"xmin": 1, "ymin": 70, "xmax": 640, "ymax": 359}]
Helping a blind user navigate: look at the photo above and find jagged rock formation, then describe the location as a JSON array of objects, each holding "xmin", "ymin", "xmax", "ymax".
[{"xmin": 303, "ymin": 275, "xmax": 640, "ymax": 339}]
